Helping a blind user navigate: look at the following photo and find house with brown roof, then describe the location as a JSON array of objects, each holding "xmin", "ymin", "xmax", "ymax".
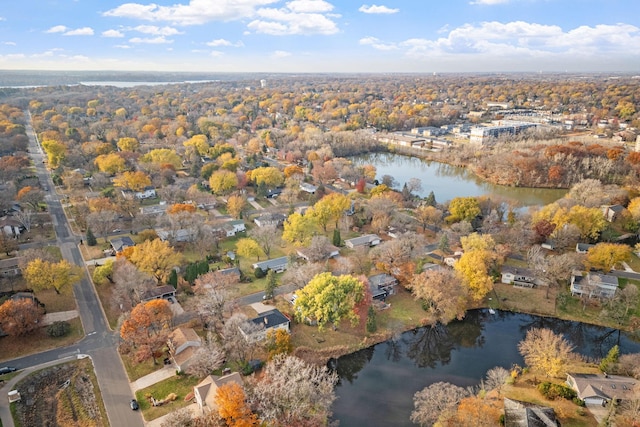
[
  {"xmin": 193, "ymin": 372, "xmax": 243, "ymax": 414},
  {"xmin": 503, "ymin": 398, "xmax": 558, "ymax": 427},
  {"xmin": 139, "ymin": 285, "xmax": 176, "ymax": 303},
  {"xmin": 167, "ymin": 327, "xmax": 202, "ymax": 373},
  {"xmin": 566, "ymin": 373, "xmax": 638, "ymax": 406}
]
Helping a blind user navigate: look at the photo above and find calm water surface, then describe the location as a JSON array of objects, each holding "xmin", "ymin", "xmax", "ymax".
[
  {"xmin": 351, "ymin": 152, "xmax": 567, "ymax": 206},
  {"xmin": 332, "ymin": 310, "xmax": 640, "ymax": 427}
]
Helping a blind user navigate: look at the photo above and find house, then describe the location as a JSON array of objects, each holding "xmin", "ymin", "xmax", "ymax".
[
  {"xmin": 299, "ymin": 182, "xmax": 317, "ymax": 194},
  {"xmin": 570, "ymin": 271, "xmax": 619, "ymax": 299},
  {"xmin": 0, "ymin": 216, "xmax": 23, "ymax": 237},
  {"xmin": 296, "ymin": 244, "xmax": 340, "ymax": 262},
  {"xmin": 0, "ymin": 257, "xmax": 21, "ymax": 277},
  {"xmin": 252, "ymin": 256, "xmax": 289, "ymax": 273},
  {"xmin": 503, "ymin": 398, "xmax": 559, "ymax": 427},
  {"xmin": 155, "ymin": 227, "xmax": 197, "ymax": 243},
  {"xmin": 139, "ymin": 285, "xmax": 176, "ymax": 303},
  {"xmin": 253, "ymin": 212, "xmax": 287, "ymax": 228},
  {"xmin": 566, "ymin": 373, "xmax": 638, "ymax": 406},
  {"xmin": 368, "ymin": 273, "xmax": 398, "ymax": 301},
  {"xmin": 194, "ymin": 372, "xmax": 243, "ymax": 414},
  {"xmin": 266, "ymin": 188, "xmax": 283, "ymax": 198},
  {"xmin": 110, "ymin": 236, "xmax": 135, "ymax": 254},
  {"xmin": 576, "ymin": 243, "xmax": 595, "ymax": 254},
  {"xmin": 240, "ymin": 309, "xmax": 290, "ymax": 342},
  {"xmin": 344, "ymin": 234, "xmax": 381, "ymax": 249},
  {"xmin": 167, "ymin": 327, "xmax": 202, "ymax": 373},
  {"xmin": 121, "ymin": 186, "xmax": 157, "ymax": 200},
  {"xmin": 501, "ymin": 266, "xmax": 541, "ymax": 288},
  {"xmin": 139, "ymin": 203, "xmax": 168, "ymax": 215},
  {"xmin": 223, "ymin": 220, "xmax": 246, "ymax": 237},
  {"xmin": 443, "ymin": 251, "xmax": 463, "ymax": 267},
  {"xmin": 601, "ymin": 204, "xmax": 625, "ymax": 222}
]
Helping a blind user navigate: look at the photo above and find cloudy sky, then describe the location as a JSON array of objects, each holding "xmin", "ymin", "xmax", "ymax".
[{"xmin": 0, "ymin": 0, "xmax": 638, "ymax": 73}]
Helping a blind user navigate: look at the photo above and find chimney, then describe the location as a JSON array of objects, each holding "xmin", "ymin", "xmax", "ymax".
[{"xmin": 264, "ymin": 316, "xmax": 268, "ymax": 325}]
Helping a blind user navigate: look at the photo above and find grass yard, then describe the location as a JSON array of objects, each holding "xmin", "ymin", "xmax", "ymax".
[
  {"xmin": 492, "ymin": 283, "xmax": 558, "ymax": 317},
  {"xmin": 92, "ymin": 275, "xmax": 121, "ymax": 329},
  {"xmin": 377, "ymin": 288, "xmax": 429, "ymax": 332},
  {"xmin": 135, "ymin": 375, "xmax": 200, "ymax": 421},
  {"xmin": 121, "ymin": 353, "xmax": 166, "ymax": 382},
  {"xmin": 36, "ymin": 288, "xmax": 78, "ymax": 312},
  {"xmin": 0, "ymin": 317, "xmax": 83, "ymax": 363}
]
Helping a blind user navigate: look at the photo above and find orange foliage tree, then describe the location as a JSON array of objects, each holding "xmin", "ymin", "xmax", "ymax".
[
  {"xmin": 0, "ymin": 298, "xmax": 44, "ymax": 336},
  {"xmin": 167, "ymin": 203, "xmax": 196, "ymax": 215},
  {"xmin": 215, "ymin": 382, "xmax": 259, "ymax": 427}
]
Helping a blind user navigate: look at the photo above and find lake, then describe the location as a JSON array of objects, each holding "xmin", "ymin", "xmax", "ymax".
[
  {"xmin": 332, "ymin": 310, "xmax": 640, "ymax": 427},
  {"xmin": 350, "ymin": 152, "xmax": 567, "ymax": 207}
]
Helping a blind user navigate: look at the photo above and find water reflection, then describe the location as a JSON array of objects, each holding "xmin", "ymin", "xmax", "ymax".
[{"xmin": 333, "ymin": 310, "xmax": 640, "ymax": 427}]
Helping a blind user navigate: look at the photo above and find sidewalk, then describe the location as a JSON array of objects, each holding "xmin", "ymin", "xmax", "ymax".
[
  {"xmin": 130, "ymin": 365, "xmax": 177, "ymax": 393},
  {"xmin": 42, "ymin": 310, "xmax": 79, "ymax": 325},
  {"xmin": 85, "ymin": 256, "xmax": 116, "ymax": 266}
]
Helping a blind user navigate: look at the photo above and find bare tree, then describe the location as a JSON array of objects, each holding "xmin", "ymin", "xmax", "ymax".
[
  {"xmin": 112, "ymin": 259, "xmax": 156, "ymax": 312},
  {"xmin": 247, "ymin": 354, "xmax": 337, "ymax": 427},
  {"xmin": 185, "ymin": 332, "xmax": 226, "ymax": 378},
  {"xmin": 12, "ymin": 208, "xmax": 34, "ymax": 232},
  {"xmin": 411, "ymin": 382, "xmax": 470, "ymax": 426},
  {"xmin": 304, "ymin": 235, "xmax": 333, "ymax": 263},
  {"xmin": 484, "ymin": 366, "xmax": 510, "ymax": 396},
  {"xmin": 86, "ymin": 210, "xmax": 118, "ymax": 242},
  {"xmin": 408, "ymin": 269, "xmax": 468, "ymax": 324},
  {"xmin": 281, "ymin": 262, "xmax": 324, "ymax": 289},
  {"xmin": 222, "ymin": 313, "xmax": 263, "ymax": 363},
  {"xmin": 617, "ymin": 353, "xmax": 640, "ymax": 379},
  {"xmin": 18, "ymin": 247, "xmax": 58, "ymax": 270},
  {"xmin": 248, "ymin": 224, "xmax": 281, "ymax": 258}
]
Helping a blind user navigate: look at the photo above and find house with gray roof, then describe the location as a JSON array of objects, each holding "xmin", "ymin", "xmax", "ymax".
[
  {"xmin": 240, "ymin": 309, "xmax": 290, "ymax": 342},
  {"xmin": 110, "ymin": 236, "xmax": 135, "ymax": 254},
  {"xmin": 570, "ymin": 271, "xmax": 618, "ymax": 299},
  {"xmin": 503, "ymin": 398, "xmax": 558, "ymax": 427},
  {"xmin": 566, "ymin": 373, "xmax": 638, "ymax": 406},
  {"xmin": 252, "ymin": 256, "xmax": 289, "ymax": 273},
  {"xmin": 344, "ymin": 234, "xmax": 380, "ymax": 249}
]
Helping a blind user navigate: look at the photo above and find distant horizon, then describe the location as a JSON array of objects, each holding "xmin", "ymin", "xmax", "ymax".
[{"xmin": 0, "ymin": 1, "xmax": 638, "ymax": 73}]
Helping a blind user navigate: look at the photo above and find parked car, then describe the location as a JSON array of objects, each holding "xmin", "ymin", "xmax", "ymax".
[
  {"xmin": 0, "ymin": 367, "xmax": 17, "ymax": 375},
  {"xmin": 130, "ymin": 399, "xmax": 139, "ymax": 410}
]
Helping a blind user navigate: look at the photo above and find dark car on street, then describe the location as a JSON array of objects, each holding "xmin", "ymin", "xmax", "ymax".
[
  {"xmin": 0, "ymin": 367, "xmax": 17, "ymax": 375},
  {"xmin": 130, "ymin": 399, "xmax": 139, "ymax": 410}
]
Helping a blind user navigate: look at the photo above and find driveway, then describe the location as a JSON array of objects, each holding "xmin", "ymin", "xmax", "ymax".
[{"xmin": 129, "ymin": 365, "xmax": 177, "ymax": 393}]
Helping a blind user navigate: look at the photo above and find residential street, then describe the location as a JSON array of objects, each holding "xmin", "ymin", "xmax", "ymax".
[{"xmin": 0, "ymin": 112, "xmax": 144, "ymax": 427}]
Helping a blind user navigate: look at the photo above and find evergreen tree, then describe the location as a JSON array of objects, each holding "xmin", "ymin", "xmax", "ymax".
[
  {"xmin": 424, "ymin": 191, "xmax": 436, "ymax": 207},
  {"xmin": 438, "ymin": 233, "xmax": 449, "ymax": 253},
  {"xmin": 86, "ymin": 228, "xmax": 97, "ymax": 246},
  {"xmin": 333, "ymin": 228, "xmax": 341, "ymax": 247},
  {"xmin": 599, "ymin": 345, "xmax": 619, "ymax": 373},
  {"xmin": 168, "ymin": 269, "xmax": 178, "ymax": 288},
  {"xmin": 265, "ymin": 269, "xmax": 277, "ymax": 299},
  {"xmin": 366, "ymin": 306, "xmax": 377, "ymax": 333}
]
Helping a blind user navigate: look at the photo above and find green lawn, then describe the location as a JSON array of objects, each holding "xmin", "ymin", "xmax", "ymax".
[
  {"xmin": 121, "ymin": 354, "xmax": 166, "ymax": 382},
  {"xmin": 135, "ymin": 375, "xmax": 200, "ymax": 421},
  {"xmin": 377, "ymin": 288, "xmax": 427, "ymax": 332}
]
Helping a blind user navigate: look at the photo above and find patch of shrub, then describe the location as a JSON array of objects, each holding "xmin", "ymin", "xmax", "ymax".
[
  {"xmin": 254, "ymin": 267, "xmax": 266, "ymax": 279},
  {"xmin": 537, "ymin": 381, "xmax": 577, "ymax": 401},
  {"xmin": 46, "ymin": 321, "xmax": 71, "ymax": 337}
]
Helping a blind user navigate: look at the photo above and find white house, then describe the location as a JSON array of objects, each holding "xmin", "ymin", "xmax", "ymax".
[
  {"xmin": 570, "ymin": 271, "xmax": 619, "ymax": 299},
  {"xmin": 122, "ymin": 186, "xmax": 157, "ymax": 200},
  {"xmin": 253, "ymin": 256, "xmax": 289, "ymax": 273},
  {"xmin": 222, "ymin": 219, "xmax": 246, "ymax": 237},
  {"xmin": 299, "ymin": 182, "xmax": 318, "ymax": 194},
  {"xmin": 344, "ymin": 234, "xmax": 380, "ymax": 249}
]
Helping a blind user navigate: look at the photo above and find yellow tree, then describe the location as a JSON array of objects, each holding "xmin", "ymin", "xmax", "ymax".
[
  {"xmin": 124, "ymin": 239, "xmax": 184, "ymax": 282},
  {"xmin": 282, "ymin": 212, "xmax": 317, "ymax": 246},
  {"xmin": 283, "ymin": 164, "xmax": 304, "ymax": 178},
  {"xmin": 460, "ymin": 233, "xmax": 495, "ymax": 252},
  {"xmin": 250, "ymin": 166, "xmax": 284, "ymax": 188},
  {"xmin": 116, "ymin": 137, "xmax": 140, "ymax": 152},
  {"xmin": 215, "ymin": 383, "xmax": 259, "ymax": 427},
  {"xmin": 586, "ymin": 243, "xmax": 632, "ymax": 272},
  {"xmin": 307, "ymin": 193, "xmax": 350, "ymax": 232},
  {"xmin": 454, "ymin": 250, "xmax": 495, "ymax": 303},
  {"xmin": 183, "ymin": 134, "xmax": 210, "ymax": 156},
  {"xmin": 447, "ymin": 197, "xmax": 481, "ymax": 223},
  {"xmin": 236, "ymin": 238, "xmax": 264, "ymax": 261},
  {"xmin": 227, "ymin": 194, "xmax": 246, "ymax": 219},
  {"xmin": 23, "ymin": 259, "xmax": 82, "ymax": 295},
  {"xmin": 567, "ymin": 205, "xmax": 607, "ymax": 240},
  {"xmin": 518, "ymin": 328, "xmax": 575, "ymax": 378},
  {"xmin": 265, "ymin": 328, "xmax": 293, "ymax": 360},
  {"xmin": 41, "ymin": 139, "xmax": 66, "ymax": 168},
  {"xmin": 414, "ymin": 205, "xmax": 442, "ymax": 231},
  {"xmin": 209, "ymin": 169, "xmax": 238, "ymax": 195},
  {"xmin": 140, "ymin": 148, "xmax": 182, "ymax": 169},
  {"xmin": 627, "ymin": 197, "xmax": 640, "ymax": 221},
  {"xmin": 94, "ymin": 153, "xmax": 127, "ymax": 175},
  {"xmin": 113, "ymin": 171, "xmax": 152, "ymax": 192}
]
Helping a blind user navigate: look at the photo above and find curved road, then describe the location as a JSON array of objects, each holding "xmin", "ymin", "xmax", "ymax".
[{"xmin": 0, "ymin": 112, "xmax": 143, "ymax": 427}]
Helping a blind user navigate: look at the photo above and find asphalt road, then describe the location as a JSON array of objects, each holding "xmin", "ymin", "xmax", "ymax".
[{"xmin": 0, "ymin": 111, "xmax": 143, "ymax": 427}]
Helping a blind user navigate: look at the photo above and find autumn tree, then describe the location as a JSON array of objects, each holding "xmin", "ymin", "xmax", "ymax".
[
  {"xmin": 236, "ymin": 238, "xmax": 264, "ymax": 261},
  {"xmin": 294, "ymin": 272, "xmax": 365, "ymax": 330},
  {"xmin": 167, "ymin": 203, "xmax": 196, "ymax": 215},
  {"xmin": 116, "ymin": 137, "xmax": 139, "ymax": 152},
  {"xmin": 185, "ymin": 332, "xmax": 226, "ymax": 378},
  {"xmin": 249, "ymin": 166, "xmax": 284, "ymax": 188},
  {"xmin": 411, "ymin": 382, "xmax": 470, "ymax": 426},
  {"xmin": 227, "ymin": 194, "xmax": 246, "ymax": 219},
  {"xmin": 113, "ymin": 171, "xmax": 152, "ymax": 192},
  {"xmin": 209, "ymin": 169, "xmax": 238, "ymax": 195},
  {"xmin": 16, "ymin": 186, "xmax": 44, "ymax": 211},
  {"xmin": 123, "ymin": 239, "xmax": 184, "ymax": 282},
  {"xmin": 23, "ymin": 259, "xmax": 82, "ymax": 295},
  {"xmin": 518, "ymin": 328, "xmax": 575, "ymax": 378},
  {"xmin": 140, "ymin": 148, "xmax": 182, "ymax": 169},
  {"xmin": 94, "ymin": 153, "xmax": 127, "ymax": 175},
  {"xmin": 120, "ymin": 299, "xmax": 172, "ymax": 363},
  {"xmin": 449, "ymin": 395, "xmax": 503, "ymax": 427},
  {"xmin": 222, "ymin": 313, "xmax": 263, "ymax": 363},
  {"xmin": 0, "ymin": 231, "xmax": 18, "ymax": 256},
  {"xmin": 248, "ymin": 354, "xmax": 337, "ymax": 427},
  {"xmin": 447, "ymin": 197, "xmax": 481, "ymax": 223},
  {"xmin": 415, "ymin": 205, "xmax": 443, "ymax": 231},
  {"xmin": 408, "ymin": 269, "xmax": 468, "ymax": 324},
  {"xmin": 248, "ymin": 224, "xmax": 280, "ymax": 258},
  {"xmin": 281, "ymin": 212, "xmax": 318, "ymax": 246},
  {"xmin": 567, "ymin": 205, "xmax": 607, "ymax": 241},
  {"xmin": 41, "ymin": 139, "xmax": 66, "ymax": 168},
  {"xmin": 307, "ymin": 192, "xmax": 350, "ymax": 232},
  {"xmin": 586, "ymin": 242, "xmax": 632, "ymax": 272},
  {"xmin": 454, "ymin": 249, "xmax": 495, "ymax": 303},
  {"xmin": 0, "ymin": 298, "xmax": 44, "ymax": 336},
  {"xmin": 265, "ymin": 328, "xmax": 293, "ymax": 360},
  {"xmin": 216, "ymin": 382, "xmax": 259, "ymax": 427},
  {"xmin": 86, "ymin": 210, "xmax": 117, "ymax": 242},
  {"xmin": 92, "ymin": 259, "xmax": 114, "ymax": 285}
]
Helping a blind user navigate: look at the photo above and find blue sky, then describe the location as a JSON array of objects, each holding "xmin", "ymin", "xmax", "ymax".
[{"xmin": 0, "ymin": 0, "xmax": 638, "ymax": 72}]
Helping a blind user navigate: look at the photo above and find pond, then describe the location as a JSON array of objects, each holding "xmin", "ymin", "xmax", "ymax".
[
  {"xmin": 332, "ymin": 310, "xmax": 640, "ymax": 427},
  {"xmin": 350, "ymin": 152, "xmax": 567, "ymax": 207}
]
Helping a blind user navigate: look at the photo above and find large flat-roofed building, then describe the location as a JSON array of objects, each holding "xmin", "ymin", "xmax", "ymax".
[{"xmin": 470, "ymin": 120, "xmax": 537, "ymax": 145}]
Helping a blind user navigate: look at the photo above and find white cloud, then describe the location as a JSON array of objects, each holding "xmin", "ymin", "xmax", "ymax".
[
  {"xmin": 286, "ymin": 0, "xmax": 334, "ymax": 13},
  {"xmin": 46, "ymin": 25, "xmax": 68, "ymax": 34},
  {"xmin": 129, "ymin": 36, "xmax": 173, "ymax": 44},
  {"xmin": 133, "ymin": 25, "xmax": 183, "ymax": 36},
  {"xmin": 114, "ymin": 44, "xmax": 132, "ymax": 49},
  {"xmin": 358, "ymin": 4, "xmax": 399, "ymax": 14},
  {"xmin": 0, "ymin": 17, "xmax": 5, "ymax": 21},
  {"xmin": 102, "ymin": 29, "xmax": 125, "ymax": 38},
  {"xmin": 273, "ymin": 50, "xmax": 292, "ymax": 58},
  {"xmin": 4, "ymin": 41, "xmax": 16, "ymax": 46},
  {"xmin": 359, "ymin": 36, "xmax": 396, "ymax": 50},
  {"xmin": 206, "ymin": 38, "xmax": 244, "ymax": 47},
  {"xmin": 64, "ymin": 27, "xmax": 94, "ymax": 36},
  {"xmin": 210, "ymin": 50, "xmax": 224, "ymax": 57},
  {"xmin": 248, "ymin": 6, "xmax": 339, "ymax": 35},
  {"xmin": 103, "ymin": 0, "xmax": 279, "ymax": 26}
]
